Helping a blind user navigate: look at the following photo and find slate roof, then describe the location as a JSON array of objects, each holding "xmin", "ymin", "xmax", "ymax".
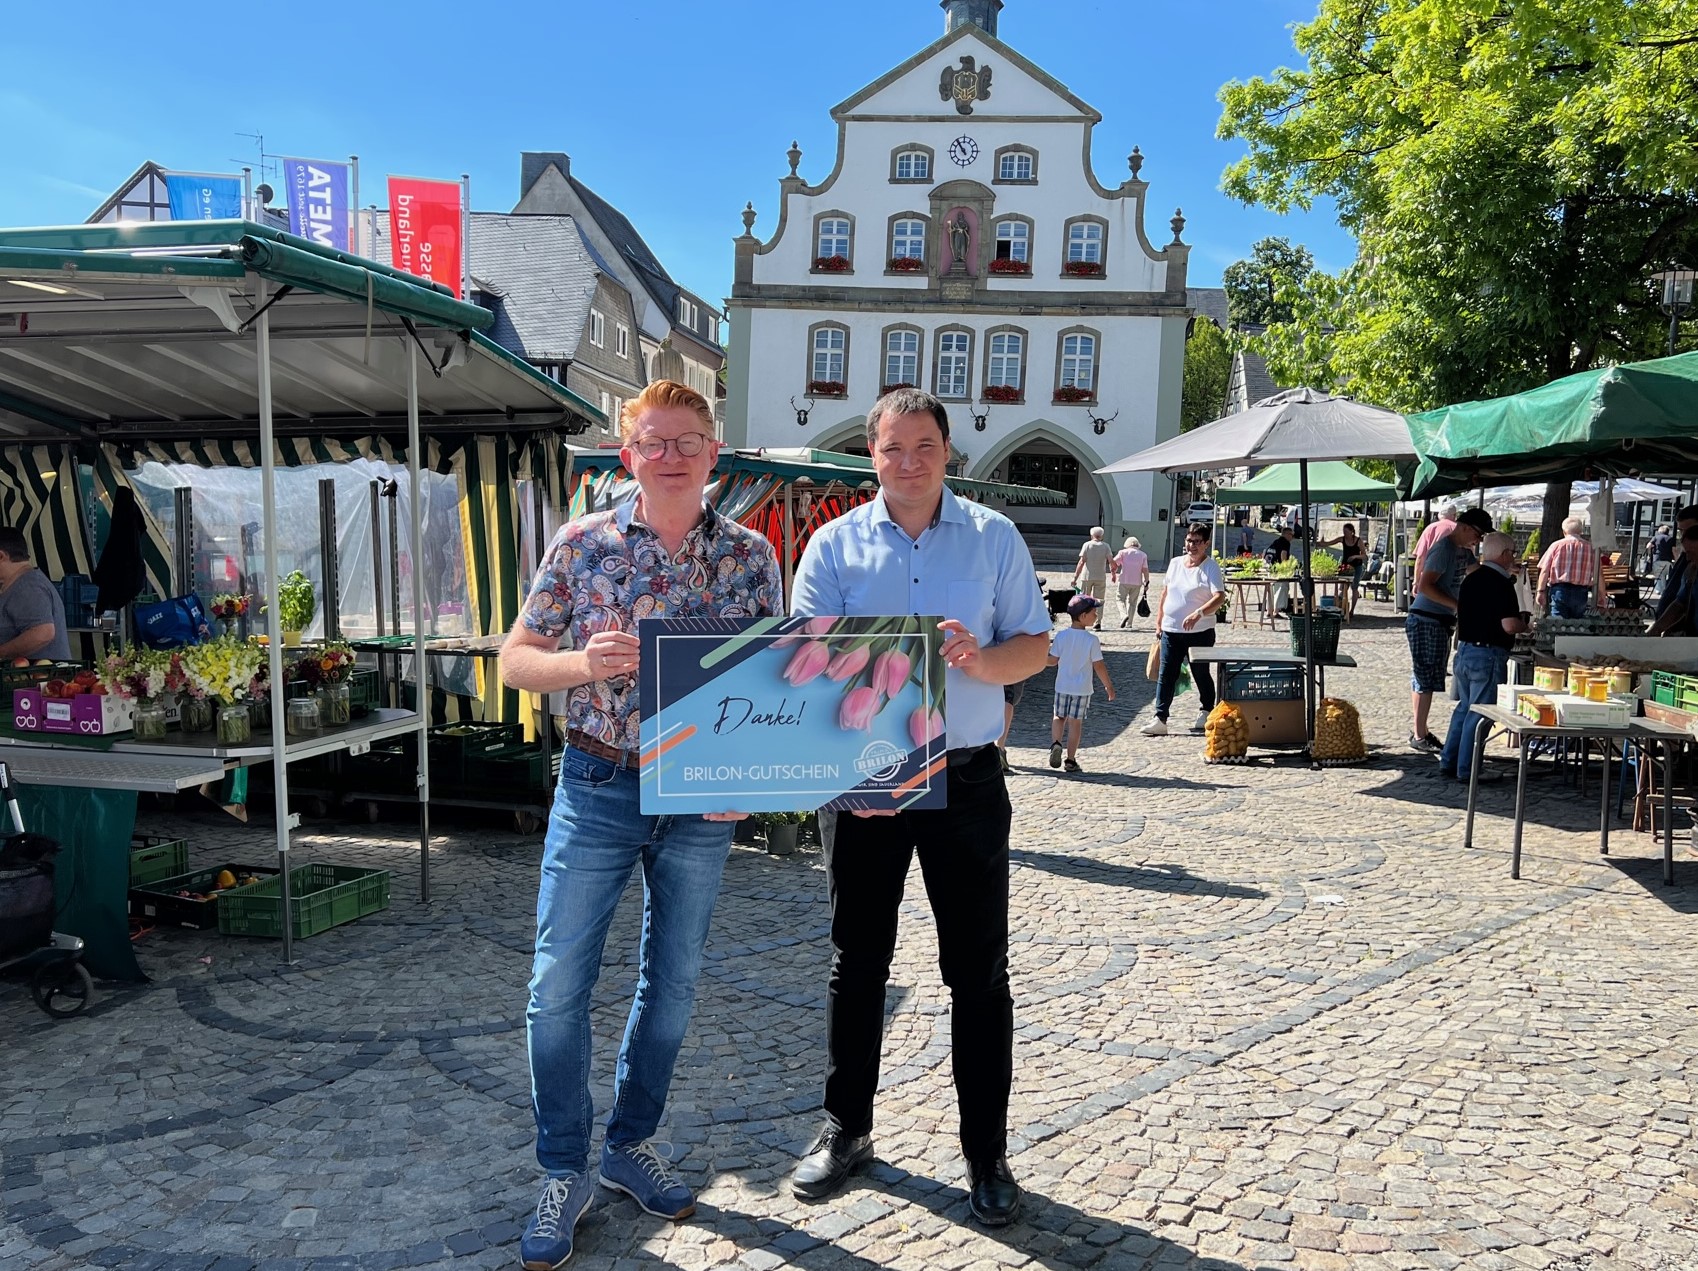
[
  {"xmin": 1187, "ymin": 287, "xmax": 1230, "ymax": 330},
  {"xmin": 369, "ymin": 211, "xmax": 614, "ymax": 363}
]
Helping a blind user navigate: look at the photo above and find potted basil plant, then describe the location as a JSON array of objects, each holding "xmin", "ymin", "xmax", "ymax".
[{"xmin": 276, "ymin": 571, "xmax": 316, "ymax": 647}]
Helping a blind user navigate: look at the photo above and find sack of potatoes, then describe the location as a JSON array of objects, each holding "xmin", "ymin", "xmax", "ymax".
[
  {"xmin": 1203, "ymin": 701, "xmax": 1249, "ymax": 760},
  {"xmin": 1314, "ymin": 696, "xmax": 1366, "ymax": 762}
]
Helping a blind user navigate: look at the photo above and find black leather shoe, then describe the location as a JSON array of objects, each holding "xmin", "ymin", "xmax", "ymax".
[
  {"xmin": 967, "ymin": 1156, "xmax": 1021, "ymax": 1226},
  {"xmin": 791, "ymin": 1124, "xmax": 874, "ymax": 1200}
]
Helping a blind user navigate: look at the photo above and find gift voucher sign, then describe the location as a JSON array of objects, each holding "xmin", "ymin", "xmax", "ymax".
[{"xmin": 638, "ymin": 616, "xmax": 947, "ymax": 815}]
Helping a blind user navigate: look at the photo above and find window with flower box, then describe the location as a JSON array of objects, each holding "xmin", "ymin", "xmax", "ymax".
[
  {"xmin": 994, "ymin": 146, "xmax": 1038, "ymax": 183},
  {"xmin": 934, "ymin": 327, "xmax": 972, "ymax": 400},
  {"xmin": 882, "ymin": 325, "xmax": 921, "ymax": 393},
  {"xmin": 808, "ymin": 323, "xmax": 849, "ymax": 396},
  {"xmin": 813, "ymin": 213, "xmax": 854, "ymax": 272},
  {"xmin": 982, "ymin": 327, "xmax": 1026, "ymax": 402},
  {"xmin": 989, "ymin": 217, "xmax": 1033, "ymax": 276},
  {"xmin": 1054, "ymin": 328, "xmax": 1099, "ymax": 402},
  {"xmin": 888, "ymin": 215, "xmax": 928, "ymax": 272},
  {"xmin": 890, "ymin": 146, "xmax": 934, "ymax": 182},
  {"xmin": 1063, "ymin": 217, "xmax": 1107, "ymax": 275}
]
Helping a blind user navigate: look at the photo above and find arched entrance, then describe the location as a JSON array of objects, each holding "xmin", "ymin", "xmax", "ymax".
[{"xmin": 972, "ymin": 422, "xmax": 1120, "ymax": 534}]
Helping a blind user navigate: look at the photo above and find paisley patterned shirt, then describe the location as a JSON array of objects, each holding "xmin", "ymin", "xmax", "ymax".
[{"xmin": 520, "ymin": 500, "xmax": 783, "ymax": 748}]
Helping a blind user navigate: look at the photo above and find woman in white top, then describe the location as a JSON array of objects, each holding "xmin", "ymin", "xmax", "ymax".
[{"xmin": 1141, "ymin": 523, "xmax": 1227, "ymax": 736}]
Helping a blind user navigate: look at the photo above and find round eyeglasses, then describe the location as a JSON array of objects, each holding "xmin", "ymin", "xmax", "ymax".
[{"xmin": 631, "ymin": 432, "xmax": 714, "ymax": 461}]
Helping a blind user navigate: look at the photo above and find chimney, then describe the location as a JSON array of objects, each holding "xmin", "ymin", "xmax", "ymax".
[
  {"xmin": 941, "ymin": 0, "xmax": 1002, "ymax": 36},
  {"xmin": 520, "ymin": 152, "xmax": 571, "ymax": 196}
]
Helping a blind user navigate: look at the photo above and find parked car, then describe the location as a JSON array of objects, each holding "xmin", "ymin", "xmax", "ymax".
[{"xmin": 1183, "ymin": 501, "xmax": 1216, "ymax": 524}]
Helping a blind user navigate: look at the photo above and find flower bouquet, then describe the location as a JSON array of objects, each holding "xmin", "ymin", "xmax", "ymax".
[
  {"xmin": 181, "ymin": 640, "xmax": 266, "ymax": 743},
  {"xmin": 209, "ymin": 592, "xmax": 250, "ymax": 635},
  {"xmin": 775, "ymin": 617, "xmax": 943, "ymax": 745},
  {"xmin": 297, "ymin": 641, "xmax": 357, "ymax": 725},
  {"xmin": 100, "ymin": 649, "xmax": 186, "ymax": 741}
]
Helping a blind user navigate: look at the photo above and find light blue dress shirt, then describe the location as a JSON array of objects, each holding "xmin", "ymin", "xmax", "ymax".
[{"xmin": 790, "ymin": 488, "xmax": 1051, "ymax": 749}]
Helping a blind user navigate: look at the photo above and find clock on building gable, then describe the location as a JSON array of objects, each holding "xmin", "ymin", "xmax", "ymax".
[{"xmin": 948, "ymin": 135, "xmax": 979, "ymax": 167}]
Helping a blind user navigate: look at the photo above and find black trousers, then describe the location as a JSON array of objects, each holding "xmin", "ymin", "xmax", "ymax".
[{"xmin": 819, "ymin": 746, "xmax": 1013, "ymax": 1164}]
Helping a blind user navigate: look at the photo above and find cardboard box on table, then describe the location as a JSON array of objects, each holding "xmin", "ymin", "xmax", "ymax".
[{"xmin": 13, "ymin": 687, "xmax": 134, "ymax": 735}]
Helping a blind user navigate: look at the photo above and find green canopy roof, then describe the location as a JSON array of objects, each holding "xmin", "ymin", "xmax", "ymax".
[
  {"xmin": 1215, "ymin": 460, "xmax": 1397, "ymax": 505},
  {"xmin": 1403, "ymin": 350, "xmax": 1698, "ymax": 497}
]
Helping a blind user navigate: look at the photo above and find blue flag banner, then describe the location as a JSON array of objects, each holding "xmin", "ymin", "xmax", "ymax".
[
  {"xmin": 282, "ymin": 158, "xmax": 352, "ymax": 250},
  {"xmin": 163, "ymin": 174, "xmax": 243, "ymax": 221}
]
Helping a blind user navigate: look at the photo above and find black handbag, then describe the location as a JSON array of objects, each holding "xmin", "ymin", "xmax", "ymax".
[{"xmin": 1136, "ymin": 595, "xmax": 1151, "ymax": 618}]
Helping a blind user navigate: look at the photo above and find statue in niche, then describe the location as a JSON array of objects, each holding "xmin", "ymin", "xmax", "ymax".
[{"xmin": 946, "ymin": 213, "xmax": 971, "ymax": 272}]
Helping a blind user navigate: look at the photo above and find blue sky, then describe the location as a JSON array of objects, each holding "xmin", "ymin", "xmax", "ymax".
[{"xmin": 1, "ymin": 0, "xmax": 1351, "ymax": 310}]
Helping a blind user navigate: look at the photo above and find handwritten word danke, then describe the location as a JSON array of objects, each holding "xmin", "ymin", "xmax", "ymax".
[{"xmin": 713, "ymin": 696, "xmax": 805, "ymax": 735}]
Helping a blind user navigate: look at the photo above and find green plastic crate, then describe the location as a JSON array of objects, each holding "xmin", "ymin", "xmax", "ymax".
[
  {"xmin": 1652, "ymin": 671, "xmax": 1678, "ymax": 707},
  {"xmin": 1289, "ymin": 610, "xmax": 1343, "ymax": 662},
  {"xmin": 217, "ymin": 864, "xmax": 391, "ymax": 939},
  {"xmin": 462, "ymin": 742, "xmax": 560, "ymax": 794},
  {"xmin": 349, "ymin": 667, "xmax": 379, "ymax": 716},
  {"xmin": 128, "ymin": 834, "xmax": 188, "ymax": 886},
  {"xmin": 128, "ymin": 863, "xmax": 278, "ymax": 929}
]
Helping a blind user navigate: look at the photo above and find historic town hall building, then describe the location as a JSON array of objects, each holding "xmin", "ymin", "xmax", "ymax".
[{"xmin": 724, "ymin": 0, "xmax": 1191, "ymax": 544}]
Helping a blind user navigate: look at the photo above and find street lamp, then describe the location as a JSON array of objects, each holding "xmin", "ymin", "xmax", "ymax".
[{"xmin": 1652, "ymin": 263, "xmax": 1695, "ymax": 356}]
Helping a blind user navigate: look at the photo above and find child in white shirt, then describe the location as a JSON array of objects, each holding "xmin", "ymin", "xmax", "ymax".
[{"xmin": 1046, "ymin": 595, "xmax": 1116, "ymax": 773}]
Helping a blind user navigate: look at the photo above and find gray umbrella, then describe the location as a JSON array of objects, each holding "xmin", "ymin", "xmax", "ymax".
[{"xmin": 1096, "ymin": 389, "xmax": 1416, "ymax": 749}]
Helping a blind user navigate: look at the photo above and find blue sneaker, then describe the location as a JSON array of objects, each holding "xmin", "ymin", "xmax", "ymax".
[
  {"xmin": 520, "ymin": 1173, "xmax": 594, "ymax": 1270},
  {"xmin": 598, "ymin": 1140, "xmax": 696, "ymax": 1220}
]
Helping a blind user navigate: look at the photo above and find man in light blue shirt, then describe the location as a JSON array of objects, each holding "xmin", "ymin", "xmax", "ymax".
[{"xmin": 786, "ymin": 388, "xmax": 1049, "ymax": 1227}]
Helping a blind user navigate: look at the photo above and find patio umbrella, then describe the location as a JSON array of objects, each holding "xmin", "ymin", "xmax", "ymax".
[
  {"xmin": 1403, "ymin": 350, "xmax": 1698, "ymax": 498},
  {"xmin": 1097, "ymin": 388, "xmax": 1417, "ymax": 747}
]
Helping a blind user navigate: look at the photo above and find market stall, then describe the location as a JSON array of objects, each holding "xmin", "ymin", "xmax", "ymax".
[{"xmin": 0, "ymin": 218, "xmax": 601, "ymax": 966}]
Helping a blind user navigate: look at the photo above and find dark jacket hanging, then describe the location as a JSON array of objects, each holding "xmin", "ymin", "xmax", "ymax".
[{"xmin": 92, "ymin": 486, "xmax": 148, "ymax": 613}]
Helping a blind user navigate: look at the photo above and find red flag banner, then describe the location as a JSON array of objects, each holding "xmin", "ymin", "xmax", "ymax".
[{"xmin": 387, "ymin": 176, "xmax": 462, "ymax": 297}]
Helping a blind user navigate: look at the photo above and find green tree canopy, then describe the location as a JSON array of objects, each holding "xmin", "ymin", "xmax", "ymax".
[
  {"xmin": 1181, "ymin": 318, "xmax": 1233, "ymax": 431},
  {"xmin": 1222, "ymin": 237, "xmax": 1315, "ymax": 327}
]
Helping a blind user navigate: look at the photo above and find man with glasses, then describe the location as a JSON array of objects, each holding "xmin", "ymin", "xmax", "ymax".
[
  {"xmin": 786, "ymin": 387, "xmax": 1050, "ymax": 1226},
  {"xmin": 501, "ymin": 381, "xmax": 782, "ymax": 1270}
]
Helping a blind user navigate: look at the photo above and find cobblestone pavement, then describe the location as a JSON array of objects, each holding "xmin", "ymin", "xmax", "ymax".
[{"xmin": 6, "ymin": 595, "xmax": 1698, "ymax": 1271}]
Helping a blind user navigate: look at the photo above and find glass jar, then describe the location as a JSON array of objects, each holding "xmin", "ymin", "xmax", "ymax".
[
  {"xmin": 248, "ymin": 692, "xmax": 271, "ymax": 730},
  {"xmin": 216, "ymin": 702, "xmax": 252, "ymax": 746},
  {"xmin": 133, "ymin": 700, "xmax": 168, "ymax": 742},
  {"xmin": 285, "ymin": 696, "xmax": 321, "ymax": 738},
  {"xmin": 318, "ymin": 681, "xmax": 351, "ymax": 728},
  {"xmin": 180, "ymin": 695, "xmax": 215, "ymax": 734}
]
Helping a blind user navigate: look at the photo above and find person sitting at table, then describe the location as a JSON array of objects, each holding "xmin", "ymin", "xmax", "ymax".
[
  {"xmin": 0, "ymin": 527, "xmax": 71, "ymax": 662},
  {"xmin": 1439, "ymin": 531, "xmax": 1530, "ymax": 784}
]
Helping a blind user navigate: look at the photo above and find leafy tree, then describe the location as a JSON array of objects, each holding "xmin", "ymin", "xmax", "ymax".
[
  {"xmin": 1222, "ymin": 237, "xmax": 1315, "ymax": 327},
  {"xmin": 1181, "ymin": 318, "xmax": 1232, "ymax": 431},
  {"xmin": 1218, "ymin": 0, "xmax": 1698, "ymax": 549}
]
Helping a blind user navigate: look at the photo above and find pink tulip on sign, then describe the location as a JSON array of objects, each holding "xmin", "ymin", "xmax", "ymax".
[
  {"xmin": 872, "ymin": 649, "xmax": 911, "ymax": 698},
  {"xmin": 782, "ymin": 641, "xmax": 832, "ymax": 686},
  {"xmin": 773, "ymin": 616, "xmax": 837, "ymax": 648},
  {"xmin": 825, "ymin": 645, "xmax": 870, "ymax": 682},
  {"xmin": 839, "ymin": 686, "xmax": 880, "ymax": 732},
  {"xmin": 908, "ymin": 705, "xmax": 944, "ymax": 750}
]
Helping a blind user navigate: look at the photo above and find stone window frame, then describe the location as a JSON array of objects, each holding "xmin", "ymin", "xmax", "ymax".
[
  {"xmin": 885, "ymin": 210, "xmax": 931, "ymax": 273},
  {"xmin": 933, "ymin": 325, "xmax": 974, "ymax": 401},
  {"xmin": 981, "ymin": 324, "xmax": 1029, "ymax": 403},
  {"xmin": 990, "ymin": 214, "xmax": 1035, "ymax": 265},
  {"xmin": 1062, "ymin": 215, "xmax": 1109, "ymax": 273},
  {"xmin": 812, "ymin": 210, "xmax": 856, "ymax": 273},
  {"xmin": 993, "ymin": 145, "xmax": 1039, "ymax": 185},
  {"xmin": 806, "ymin": 321, "xmax": 851, "ymax": 395},
  {"xmin": 889, "ymin": 144, "xmax": 935, "ymax": 183},
  {"xmin": 880, "ymin": 322, "xmax": 924, "ymax": 392},
  {"xmin": 1053, "ymin": 325, "xmax": 1102, "ymax": 402}
]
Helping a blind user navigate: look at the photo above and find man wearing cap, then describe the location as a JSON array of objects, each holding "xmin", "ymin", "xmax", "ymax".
[
  {"xmin": 1046, "ymin": 593, "xmax": 1115, "ymax": 772},
  {"xmin": 1535, "ymin": 517, "xmax": 1600, "ymax": 618},
  {"xmin": 1406, "ymin": 507, "xmax": 1493, "ymax": 753},
  {"xmin": 787, "ymin": 387, "xmax": 1050, "ymax": 1226},
  {"xmin": 0, "ymin": 527, "xmax": 71, "ymax": 662}
]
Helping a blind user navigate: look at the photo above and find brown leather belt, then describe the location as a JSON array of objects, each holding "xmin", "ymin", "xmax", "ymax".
[{"xmin": 565, "ymin": 729, "xmax": 641, "ymax": 771}]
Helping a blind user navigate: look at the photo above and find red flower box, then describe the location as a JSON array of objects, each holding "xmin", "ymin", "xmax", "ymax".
[
  {"xmin": 886, "ymin": 256, "xmax": 926, "ymax": 272},
  {"xmin": 1063, "ymin": 260, "xmax": 1105, "ymax": 277},
  {"xmin": 807, "ymin": 380, "xmax": 847, "ymax": 397},
  {"xmin": 1053, "ymin": 386, "xmax": 1094, "ymax": 403},
  {"xmin": 988, "ymin": 258, "xmax": 1032, "ymax": 276},
  {"xmin": 813, "ymin": 255, "xmax": 853, "ymax": 273},
  {"xmin": 981, "ymin": 384, "xmax": 1022, "ymax": 404}
]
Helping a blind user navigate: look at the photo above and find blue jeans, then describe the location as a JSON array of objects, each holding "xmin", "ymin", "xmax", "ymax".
[
  {"xmin": 1548, "ymin": 583, "xmax": 1589, "ymax": 618},
  {"xmin": 528, "ymin": 747, "xmax": 733, "ymax": 1176},
  {"xmin": 1155, "ymin": 627, "xmax": 1217, "ymax": 722},
  {"xmin": 1440, "ymin": 643, "xmax": 1509, "ymax": 778}
]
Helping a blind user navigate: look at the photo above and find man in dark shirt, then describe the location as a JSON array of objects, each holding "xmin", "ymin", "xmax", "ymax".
[
  {"xmin": 1439, "ymin": 531, "xmax": 1529, "ymax": 782},
  {"xmin": 1652, "ymin": 506, "xmax": 1698, "ymax": 619},
  {"xmin": 1650, "ymin": 524, "xmax": 1698, "ymax": 637},
  {"xmin": 1263, "ymin": 526, "xmax": 1294, "ymax": 613}
]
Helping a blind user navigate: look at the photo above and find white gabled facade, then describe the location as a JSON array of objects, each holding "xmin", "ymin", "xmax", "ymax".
[{"xmin": 725, "ymin": 0, "xmax": 1191, "ymax": 548}]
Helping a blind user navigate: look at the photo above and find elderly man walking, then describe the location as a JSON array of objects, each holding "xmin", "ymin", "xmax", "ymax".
[
  {"xmin": 501, "ymin": 381, "xmax": 782, "ymax": 1270},
  {"xmin": 1073, "ymin": 527, "xmax": 1112, "ymax": 628},
  {"xmin": 787, "ymin": 387, "xmax": 1050, "ymax": 1226},
  {"xmin": 1535, "ymin": 517, "xmax": 1600, "ymax": 618}
]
